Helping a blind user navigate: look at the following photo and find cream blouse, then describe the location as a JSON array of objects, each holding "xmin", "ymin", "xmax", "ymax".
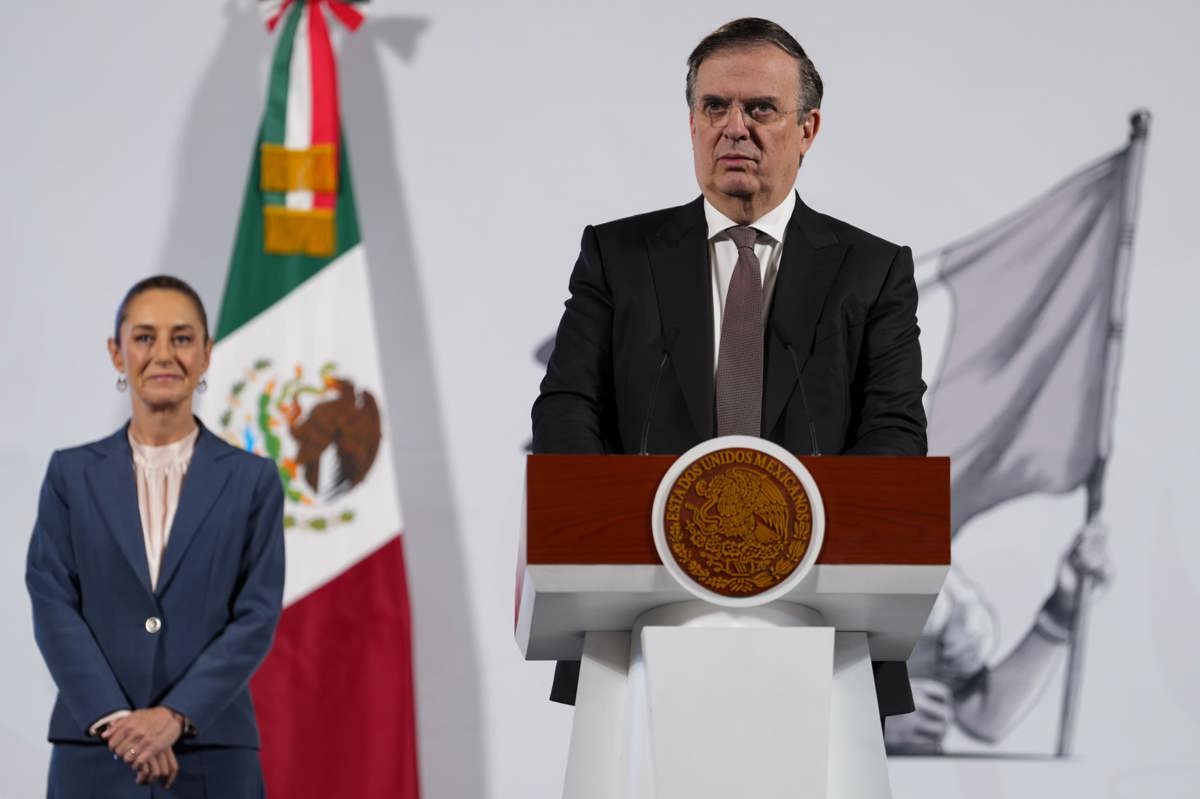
[{"xmin": 129, "ymin": 427, "xmax": 199, "ymax": 590}]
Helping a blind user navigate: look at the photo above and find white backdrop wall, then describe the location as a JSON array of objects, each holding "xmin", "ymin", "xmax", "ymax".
[{"xmin": 2, "ymin": 1, "xmax": 1198, "ymax": 797}]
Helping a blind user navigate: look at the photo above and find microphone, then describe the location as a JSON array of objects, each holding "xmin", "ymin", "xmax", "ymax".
[
  {"xmin": 769, "ymin": 320, "xmax": 821, "ymax": 456},
  {"xmin": 638, "ymin": 328, "xmax": 680, "ymax": 455}
]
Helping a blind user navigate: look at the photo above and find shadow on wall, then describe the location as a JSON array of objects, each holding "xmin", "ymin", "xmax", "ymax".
[
  {"xmin": 157, "ymin": 5, "xmax": 488, "ymax": 797},
  {"xmin": 154, "ymin": 0, "xmax": 264, "ymax": 306},
  {"xmin": 341, "ymin": 16, "xmax": 490, "ymax": 799}
]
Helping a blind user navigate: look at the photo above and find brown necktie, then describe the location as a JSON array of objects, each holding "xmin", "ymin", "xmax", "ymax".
[{"xmin": 715, "ymin": 226, "xmax": 763, "ymax": 437}]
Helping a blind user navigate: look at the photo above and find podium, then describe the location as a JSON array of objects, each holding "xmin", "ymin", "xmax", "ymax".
[{"xmin": 516, "ymin": 450, "xmax": 949, "ymax": 799}]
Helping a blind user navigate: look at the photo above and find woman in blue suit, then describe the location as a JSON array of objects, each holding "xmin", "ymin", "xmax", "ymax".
[{"xmin": 26, "ymin": 275, "xmax": 285, "ymax": 797}]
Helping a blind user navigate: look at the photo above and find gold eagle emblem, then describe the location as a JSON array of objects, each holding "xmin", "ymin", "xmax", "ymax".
[{"xmin": 663, "ymin": 448, "xmax": 813, "ymax": 596}]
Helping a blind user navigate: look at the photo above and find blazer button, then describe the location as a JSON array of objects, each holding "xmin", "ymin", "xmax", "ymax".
[{"xmin": 145, "ymin": 617, "xmax": 162, "ymax": 634}]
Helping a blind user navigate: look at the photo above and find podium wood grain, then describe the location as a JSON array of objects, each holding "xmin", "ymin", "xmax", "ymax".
[{"xmin": 525, "ymin": 455, "xmax": 949, "ymax": 566}]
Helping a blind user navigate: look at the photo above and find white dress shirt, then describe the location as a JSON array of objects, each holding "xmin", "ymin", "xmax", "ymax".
[{"xmin": 704, "ymin": 191, "xmax": 796, "ymax": 374}]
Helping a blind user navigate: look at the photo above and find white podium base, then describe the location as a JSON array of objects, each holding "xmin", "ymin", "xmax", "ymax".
[{"xmin": 562, "ymin": 602, "xmax": 892, "ymax": 799}]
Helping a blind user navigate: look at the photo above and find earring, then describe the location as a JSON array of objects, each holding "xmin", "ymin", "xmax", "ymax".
[
  {"xmin": 197, "ymin": 376, "xmax": 208, "ymax": 394},
  {"xmin": 116, "ymin": 375, "xmax": 128, "ymax": 392}
]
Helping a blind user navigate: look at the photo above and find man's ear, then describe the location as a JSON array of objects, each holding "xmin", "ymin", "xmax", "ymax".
[{"xmin": 799, "ymin": 108, "xmax": 821, "ymax": 155}]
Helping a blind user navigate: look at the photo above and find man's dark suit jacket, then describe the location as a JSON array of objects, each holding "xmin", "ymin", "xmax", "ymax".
[{"xmin": 531, "ymin": 193, "xmax": 927, "ymax": 717}]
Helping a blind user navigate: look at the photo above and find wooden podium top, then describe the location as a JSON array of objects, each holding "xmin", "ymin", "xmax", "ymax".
[
  {"xmin": 525, "ymin": 455, "xmax": 950, "ymax": 566},
  {"xmin": 518, "ymin": 454, "xmax": 950, "ymax": 661}
]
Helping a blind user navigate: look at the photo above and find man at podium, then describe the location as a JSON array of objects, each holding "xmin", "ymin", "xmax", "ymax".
[{"xmin": 531, "ymin": 17, "xmax": 927, "ymax": 723}]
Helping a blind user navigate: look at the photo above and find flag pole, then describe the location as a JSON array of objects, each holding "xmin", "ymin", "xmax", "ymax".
[{"xmin": 1056, "ymin": 108, "xmax": 1151, "ymax": 757}]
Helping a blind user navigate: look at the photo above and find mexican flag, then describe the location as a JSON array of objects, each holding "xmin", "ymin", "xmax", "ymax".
[{"xmin": 200, "ymin": 1, "xmax": 420, "ymax": 795}]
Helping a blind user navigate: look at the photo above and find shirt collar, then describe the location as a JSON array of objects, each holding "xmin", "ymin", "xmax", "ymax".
[
  {"xmin": 703, "ymin": 190, "xmax": 797, "ymax": 244},
  {"xmin": 128, "ymin": 426, "xmax": 199, "ymax": 469}
]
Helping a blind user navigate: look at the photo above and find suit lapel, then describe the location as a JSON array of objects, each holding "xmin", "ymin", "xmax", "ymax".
[
  {"xmin": 86, "ymin": 428, "xmax": 154, "ymax": 598},
  {"xmin": 155, "ymin": 426, "xmax": 232, "ymax": 597},
  {"xmin": 763, "ymin": 196, "xmax": 848, "ymax": 435},
  {"xmin": 647, "ymin": 198, "xmax": 714, "ymax": 441}
]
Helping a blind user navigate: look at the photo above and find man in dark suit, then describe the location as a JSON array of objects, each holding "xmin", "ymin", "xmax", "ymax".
[{"xmin": 531, "ymin": 18, "xmax": 926, "ymax": 720}]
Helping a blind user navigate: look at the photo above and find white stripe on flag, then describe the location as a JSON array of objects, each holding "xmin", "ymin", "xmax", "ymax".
[
  {"xmin": 285, "ymin": 4, "xmax": 314, "ymax": 211},
  {"xmin": 199, "ymin": 245, "xmax": 403, "ymax": 606}
]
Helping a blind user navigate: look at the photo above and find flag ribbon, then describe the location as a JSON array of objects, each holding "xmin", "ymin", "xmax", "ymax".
[
  {"xmin": 262, "ymin": 0, "xmax": 366, "ymax": 33},
  {"xmin": 257, "ymin": 0, "xmax": 368, "ymax": 257}
]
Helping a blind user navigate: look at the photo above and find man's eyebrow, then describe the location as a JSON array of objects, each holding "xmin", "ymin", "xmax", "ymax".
[{"xmin": 697, "ymin": 93, "xmax": 782, "ymax": 105}]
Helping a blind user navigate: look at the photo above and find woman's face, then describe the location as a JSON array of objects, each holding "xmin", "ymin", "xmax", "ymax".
[{"xmin": 107, "ymin": 288, "xmax": 212, "ymax": 412}]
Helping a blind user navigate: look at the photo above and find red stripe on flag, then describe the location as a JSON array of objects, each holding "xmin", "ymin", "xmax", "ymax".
[
  {"xmin": 326, "ymin": 0, "xmax": 367, "ymax": 31},
  {"xmin": 265, "ymin": 0, "xmax": 296, "ymax": 32},
  {"xmin": 308, "ymin": 0, "xmax": 339, "ymax": 210},
  {"xmin": 252, "ymin": 535, "xmax": 421, "ymax": 798}
]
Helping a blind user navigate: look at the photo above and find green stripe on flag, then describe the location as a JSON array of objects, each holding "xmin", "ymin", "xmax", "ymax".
[
  {"xmin": 260, "ymin": 1, "xmax": 303, "ymax": 208},
  {"xmin": 215, "ymin": 135, "xmax": 361, "ymax": 342},
  {"xmin": 262, "ymin": 1, "xmax": 303, "ymax": 147}
]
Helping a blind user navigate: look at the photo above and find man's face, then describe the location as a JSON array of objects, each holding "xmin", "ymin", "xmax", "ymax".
[{"xmin": 690, "ymin": 44, "xmax": 820, "ymax": 221}]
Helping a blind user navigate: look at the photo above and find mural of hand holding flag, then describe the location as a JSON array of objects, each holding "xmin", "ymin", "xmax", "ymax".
[
  {"xmin": 888, "ymin": 520, "xmax": 1114, "ymax": 754},
  {"xmin": 889, "ymin": 111, "xmax": 1150, "ymax": 757}
]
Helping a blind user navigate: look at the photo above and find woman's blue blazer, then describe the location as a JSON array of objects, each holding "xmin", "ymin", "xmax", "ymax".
[{"xmin": 26, "ymin": 422, "xmax": 285, "ymax": 747}]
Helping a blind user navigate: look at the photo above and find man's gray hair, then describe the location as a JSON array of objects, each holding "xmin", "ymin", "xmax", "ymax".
[{"xmin": 685, "ymin": 18, "xmax": 824, "ymax": 117}]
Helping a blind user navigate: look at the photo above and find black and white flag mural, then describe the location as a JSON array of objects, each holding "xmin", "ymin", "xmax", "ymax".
[{"xmin": 890, "ymin": 111, "xmax": 1150, "ymax": 757}]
